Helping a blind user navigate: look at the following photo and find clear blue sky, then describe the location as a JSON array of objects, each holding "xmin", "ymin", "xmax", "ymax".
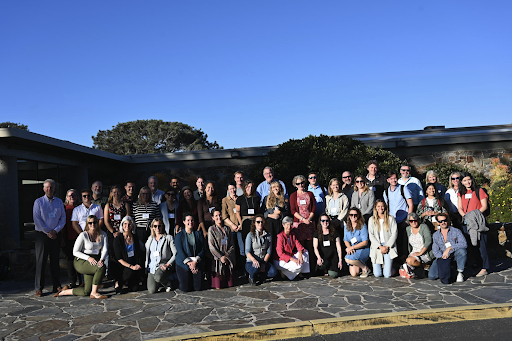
[{"xmin": 1, "ymin": 0, "xmax": 511, "ymax": 150}]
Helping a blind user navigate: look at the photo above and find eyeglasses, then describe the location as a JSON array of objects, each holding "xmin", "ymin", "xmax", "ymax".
[
  {"xmin": 438, "ymin": 219, "xmax": 448, "ymax": 224},
  {"xmin": 152, "ymin": 225, "xmax": 161, "ymax": 228},
  {"xmin": 296, "ymin": 182, "xmax": 304, "ymax": 186},
  {"xmin": 400, "ymin": 169, "xmax": 410, "ymax": 172},
  {"xmin": 349, "ymin": 214, "xmax": 358, "ymax": 217},
  {"xmin": 451, "ymin": 177, "xmax": 460, "ymax": 180},
  {"xmin": 409, "ymin": 219, "xmax": 418, "ymax": 223},
  {"xmin": 342, "ymin": 176, "xmax": 351, "ymax": 179},
  {"xmin": 82, "ymin": 194, "xmax": 90, "ymax": 198},
  {"xmin": 309, "ymin": 176, "xmax": 317, "ymax": 179},
  {"xmin": 320, "ymin": 219, "xmax": 329, "ymax": 223},
  {"xmin": 166, "ymin": 192, "xmax": 175, "ymax": 196},
  {"xmin": 255, "ymin": 221, "xmax": 263, "ymax": 224},
  {"xmin": 355, "ymin": 180, "xmax": 364, "ymax": 183}
]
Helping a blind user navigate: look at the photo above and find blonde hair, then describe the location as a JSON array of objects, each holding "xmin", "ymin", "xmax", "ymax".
[
  {"xmin": 425, "ymin": 170, "xmax": 439, "ymax": 184},
  {"xmin": 150, "ymin": 218, "xmax": 166, "ymax": 238},
  {"xmin": 371, "ymin": 200, "xmax": 390, "ymax": 232},
  {"xmin": 448, "ymin": 172, "xmax": 461, "ymax": 189},
  {"xmin": 354, "ymin": 176, "xmax": 369, "ymax": 193},
  {"xmin": 327, "ymin": 178, "xmax": 340, "ymax": 196},
  {"xmin": 266, "ymin": 181, "xmax": 285, "ymax": 209}
]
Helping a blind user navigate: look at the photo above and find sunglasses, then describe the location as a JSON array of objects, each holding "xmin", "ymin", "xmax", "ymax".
[
  {"xmin": 255, "ymin": 221, "xmax": 263, "ymax": 224},
  {"xmin": 296, "ymin": 182, "xmax": 304, "ymax": 186},
  {"xmin": 400, "ymin": 169, "xmax": 410, "ymax": 172},
  {"xmin": 355, "ymin": 180, "xmax": 364, "ymax": 183},
  {"xmin": 409, "ymin": 219, "xmax": 418, "ymax": 223},
  {"xmin": 82, "ymin": 194, "xmax": 90, "ymax": 198},
  {"xmin": 451, "ymin": 177, "xmax": 460, "ymax": 180},
  {"xmin": 349, "ymin": 213, "xmax": 358, "ymax": 217},
  {"xmin": 152, "ymin": 225, "xmax": 161, "ymax": 228},
  {"xmin": 309, "ymin": 176, "xmax": 317, "ymax": 179},
  {"xmin": 320, "ymin": 219, "xmax": 329, "ymax": 223},
  {"xmin": 87, "ymin": 221, "xmax": 96, "ymax": 225},
  {"xmin": 342, "ymin": 176, "xmax": 351, "ymax": 179},
  {"xmin": 166, "ymin": 192, "xmax": 175, "ymax": 196},
  {"xmin": 438, "ymin": 219, "xmax": 448, "ymax": 223}
]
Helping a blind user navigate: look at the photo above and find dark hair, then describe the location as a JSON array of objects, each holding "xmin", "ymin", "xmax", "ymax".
[
  {"xmin": 250, "ymin": 214, "xmax": 266, "ymax": 236},
  {"xmin": 346, "ymin": 207, "xmax": 364, "ymax": 231},
  {"xmin": 242, "ymin": 179, "xmax": 256, "ymax": 197},
  {"xmin": 366, "ymin": 160, "xmax": 378, "ymax": 168},
  {"xmin": 437, "ymin": 212, "xmax": 451, "ymax": 226},
  {"xmin": 459, "ymin": 172, "xmax": 476, "ymax": 195},
  {"xmin": 387, "ymin": 171, "xmax": 397, "ymax": 179},
  {"xmin": 182, "ymin": 213, "xmax": 194, "ymax": 222},
  {"xmin": 164, "ymin": 187, "xmax": 176, "ymax": 195},
  {"xmin": 316, "ymin": 214, "xmax": 336, "ymax": 242},
  {"xmin": 125, "ymin": 180, "xmax": 135, "ymax": 185},
  {"xmin": 227, "ymin": 181, "xmax": 237, "ymax": 188},
  {"xmin": 81, "ymin": 189, "xmax": 93, "ymax": 196}
]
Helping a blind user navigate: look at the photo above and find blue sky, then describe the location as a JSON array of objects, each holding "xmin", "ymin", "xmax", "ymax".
[{"xmin": 1, "ymin": 0, "xmax": 511, "ymax": 150}]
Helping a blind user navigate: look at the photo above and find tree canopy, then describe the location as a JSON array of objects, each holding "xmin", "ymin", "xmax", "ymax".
[
  {"xmin": 92, "ymin": 120, "xmax": 221, "ymax": 155},
  {"xmin": 0, "ymin": 122, "xmax": 29, "ymax": 131},
  {"xmin": 252, "ymin": 134, "xmax": 404, "ymax": 188}
]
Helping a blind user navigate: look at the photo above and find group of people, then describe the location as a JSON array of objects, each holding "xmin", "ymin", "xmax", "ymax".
[{"xmin": 33, "ymin": 161, "xmax": 491, "ymax": 298}]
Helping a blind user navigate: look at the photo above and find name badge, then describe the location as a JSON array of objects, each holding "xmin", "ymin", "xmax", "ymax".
[
  {"xmin": 90, "ymin": 249, "xmax": 99, "ymax": 255},
  {"xmin": 330, "ymin": 207, "xmax": 338, "ymax": 215},
  {"xmin": 81, "ymin": 215, "xmax": 87, "ymax": 222},
  {"xmin": 221, "ymin": 237, "xmax": 228, "ymax": 246},
  {"xmin": 114, "ymin": 214, "xmax": 121, "ymax": 220},
  {"xmin": 152, "ymin": 250, "xmax": 160, "ymax": 257},
  {"xmin": 299, "ymin": 200, "xmax": 307, "ymax": 205},
  {"xmin": 275, "ymin": 207, "xmax": 280, "ymax": 211},
  {"xmin": 168, "ymin": 213, "xmax": 175, "ymax": 219},
  {"xmin": 358, "ymin": 203, "xmax": 361, "ymax": 209},
  {"xmin": 350, "ymin": 237, "xmax": 358, "ymax": 245},
  {"xmin": 49, "ymin": 212, "xmax": 56, "ymax": 218},
  {"xmin": 142, "ymin": 213, "xmax": 150, "ymax": 219},
  {"xmin": 209, "ymin": 207, "xmax": 215, "ymax": 214},
  {"xmin": 248, "ymin": 209, "xmax": 255, "ymax": 215},
  {"xmin": 323, "ymin": 240, "xmax": 330, "ymax": 247},
  {"xmin": 127, "ymin": 250, "xmax": 134, "ymax": 258},
  {"xmin": 445, "ymin": 242, "xmax": 452, "ymax": 248},
  {"xmin": 370, "ymin": 186, "xmax": 376, "ymax": 191},
  {"xmin": 465, "ymin": 193, "xmax": 472, "ymax": 199},
  {"xmin": 233, "ymin": 208, "xmax": 237, "ymax": 214}
]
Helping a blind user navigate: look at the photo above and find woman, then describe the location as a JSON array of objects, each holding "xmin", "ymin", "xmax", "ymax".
[
  {"xmin": 133, "ymin": 186, "xmax": 162, "ymax": 243},
  {"xmin": 261, "ymin": 180, "xmax": 289, "ymax": 248},
  {"xmin": 445, "ymin": 172, "xmax": 463, "ymax": 228},
  {"xmin": 458, "ymin": 172, "xmax": 489, "ymax": 277},
  {"xmin": 368, "ymin": 200, "xmax": 398, "ymax": 278},
  {"xmin": 290, "ymin": 175, "xmax": 316, "ymax": 267},
  {"xmin": 145, "ymin": 218, "xmax": 177, "ymax": 294},
  {"xmin": 351, "ymin": 175, "xmax": 376, "ymax": 224},
  {"xmin": 176, "ymin": 186, "xmax": 198, "ymax": 234},
  {"xmin": 175, "ymin": 214, "xmax": 205, "ymax": 292},
  {"xmin": 245, "ymin": 215, "xmax": 277, "ymax": 285},
  {"xmin": 62, "ymin": 189, "xmax": 82, "ymax": 289},
  {"xmin": 416, "ymin": 183, "xmax": 447, "ymax": 231},
  {"xmin": 198, "ymin": 181, "xmax": 221, "ymax": 238},
  {"xmin": 344, "ymin": 208, "xmax": 371, "ymax": 277},
  {"xmin": 274, "ymin": 216, "xmax": 310, "ymax": 280},
  {"xmin": 325, "ymin": 178, "xmax": 350, "ymax": 234},
  {"xmin": 113, "ymin": 216, "xmax": 144, "ymax": 294},
  {"xmin": 54, "ymin": 215, "xmax": 108, "ymax": 299},
  {"xmin": 208, "ymin": 209, "xmax": 236, "ymax": 289},
  {"xmin": 313, "ymin": 214, "xmax": 343, "ymax": 278},
  {"xmin": 222, "ymin": 182, "xmax": 244, "ymax": 262},
  {"xmin": 404, "ymin": 212, "xmax": 434, "ymax": 277},
  {"xmin": 426, "ymin": 170, "xmax": 447, "ymax": 198},
  {"xmin": 160, "ymin": 188, "xmax": 179, "ymax": 235},
  {"xmin": 236, "ymin": 179, "xmax": 261, "ymax": 244}
]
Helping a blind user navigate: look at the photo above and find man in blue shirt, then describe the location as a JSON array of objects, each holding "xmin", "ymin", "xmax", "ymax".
[
  {"xmin": 256, "ymin": 166, "xmax": 287, "ymax": 200},
  {"xmin": 398, "ymin": 164, "xmax": 424, "ymax": 211},
  {"xmin": 307, "ymin": 172, "xmax": 326, "ymax": 216}
]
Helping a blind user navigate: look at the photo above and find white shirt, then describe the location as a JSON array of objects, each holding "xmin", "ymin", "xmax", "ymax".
[
  {"xmin": 379, "ymin": 219, "xmax": 386, "ymax": 243},
  {"xmin": 152, "ymin": 189, "xmax": 165, "ymax": 205},
  {"xmin": 33, "ymin": 195, "xmax": 66, "ymax": 233},
  {"xmin": 445, "ymin": 188, "xmax": 459, "ymax": 213},
  {"xmin": 71, "ymin": 203, "xmax": 104, "ymax": 230},
  {"xmin": 73, "ymin": 231, "xmax": 108, "ymax": 261}
]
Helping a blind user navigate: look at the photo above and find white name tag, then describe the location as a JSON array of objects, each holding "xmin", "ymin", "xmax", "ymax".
[
  {"xmin": 445, "ymin": 242, "xmax": 452, "ymax": 248},
  {"xmin": 358, "ymin": 203, "xmax": 361, "ymax": 209},
  {"xmin": 142, "ymin": 213, "xmax": 150, "ymax": 219},
  {"xmin": 323, "ymin": 240, "xmax": 330, "ymax": 247},
  {"xmin": 370, "ymin": 186, "xmax": 376, "ymax": 191},
  {"xmin": 81, "ymin": 216, "xmax": 87, "ymax": 222},
  {"xmin": 168, "ymin": 213, "xmax": 175, "ymax": 219},
  {"xmin": 233, "ymin": 208, "xmax": 237, "ymax": 214},
  {"xmin": 248, "ymin": 209, "xmax": 255, "ymax": 215},
  {"xmin": 114, "ymin": 214, "xmax": 121, "ymax": 220},
  {"xmin": 127, "ymin": 250, "xmax": 134, "ymax": 257},
  {"xmin": 299, "ymin": 200, "xmax": 307, "ymax": 205},
  {"xmin": 432, "ymin": 216, "xmax": 437, "ymax": 223},
  {"xmin": 152, "ymin": 250, "xmax": 160, "ymax": 257},
  {"xmin": 350, "ymin": 237, "xmax": 357, "ymax": 245},
  {"xmin": 465, "ymin": 193, "xmax": 472, "ymax": 199},
  {"xmin": 90, "ymin": 249, "xmax": 99, "ymax": 255},
  {"xmin": 208, "ymin": 207, "xmax": 215, "ymax": 214},
  {"xmin": 49, "ymin": 212, "xmax": 56, "ymax": 218},
  {"xmin": 330, "ymin": 207, "xmax": 338, "ymax": 215},
  {"xmin": 221, "ymin": 237, "xmax": 228, "ymax": 246}
]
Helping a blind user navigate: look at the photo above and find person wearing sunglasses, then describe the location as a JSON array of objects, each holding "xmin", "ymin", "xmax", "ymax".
[
  {"xmin": 404, "ymin": 212, "xmax": 434, "ymax": 278},
  {"xmin": 313, "ymin": 215, "xmax": 343, "ymax": 278},
  {"xmin": 72, "ymin": 189, "xmax": 104, "ymax": 233},
  {"xmin": 208, "ymin": 209, "xmax": 236, "ymax": 289},
  {"xmin": 445, "ymin": 172, "xmax": 463, "ymax": 228},
  {"xmin": 245, "ymin": 215, "xmax": 277, "ymax": 285},
  {"xmin": 307, "ymin": 172, "xmax": 327, "ymax": 218},
  {"xmin": 351, "ymin": 175, "xmax": 376, "ymax": 224},
  {"xmin": 133, "ymin": 186, "xmax": 162, "ymax": 243},
  {"xmin": 145, "ymin": 218, "xmax": 177, "ymax": 293},
  {"xmin": 425, "ymin": 170, "xmax": 447, "ymax": 198},
  {"xmin": 428, "ymin": 213, "xmax": 467, "ymax": 284},
  {"xmin": 160, "ymin": 188, "xmax": 178, "ymax": 235},
  {"xmin": 398, "ymin": 164, "xmax": 424, "ymax": 211},
  {"xmin": 368, "ymin": 200, "xmax": 397, "ymax": 278},
  {"xmin": 344, "ymin": 208, "xmax": 371, "ymax": 278},
  {"xmin": 274, "ymin": 216, "xmax": 310, "ymax": 280}
]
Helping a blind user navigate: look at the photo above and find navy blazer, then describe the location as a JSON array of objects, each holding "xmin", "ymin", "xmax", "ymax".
[{"xmin": 175, "ymin": 230, "xmax": 205, "ymax": 270}]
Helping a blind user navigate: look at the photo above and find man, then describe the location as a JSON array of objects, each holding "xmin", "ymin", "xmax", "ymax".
[
  {"xmin": 91, "ymin": 181, "xmax": 108, "ymax": 209},
  {"xmin": 32, "ymin": 179, "xmax": 66, "ymax": 296},
  {"xmin": 193, "ymin": 176, "xmax": 205, "ymax": 201},
  {"xmin": 384, "ymin": 171, "xmax": 413, "ymax": 257},
  {"xmin": 398, "ymin": 164, "xmax": 424, "ymax": 211},
  {"xmin": 429, "ymin": 213, "xmax": 467, "ymax": 284},
  {"xmin": 121, "ymin": 180, "xmax": 136, "ymax": 207},
  {"xmin": 148, "ymin": 176, "xmax": 165, "ymax": 205},
  {"xmin": 170, "ymin": 177, "xmax": 181, "ymax": 202},
  {"xmin": 256, "ymin": 166, "xmax": 288, "ymax": 200},
  {"xmin": 234, "ymin": 171, "xmax": 244, "ymax": 196},
  {"xmin": 341, "ymin": 171, "xmax": 354, "ymax": 200},
  {"xmin": 72, "ymin": 189, "xmax": 104, "ymax": 232},
  {"xmin": 307, "ymin": 172, "xmax": 326, "ymax": 215},
  {"xmin": 365, "ymin": 160, "xmax": 388, "ymax": 200}
]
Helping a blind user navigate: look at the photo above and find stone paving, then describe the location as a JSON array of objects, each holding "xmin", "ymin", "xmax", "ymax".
[{"xmin": 1, "ymin": 259, "xmax": 512, "ymax": 341}]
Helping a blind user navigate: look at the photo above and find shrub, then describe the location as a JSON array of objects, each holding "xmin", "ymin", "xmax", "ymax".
[
  {"xmin": 426, "ymin": 162, "xmax": 489, "ymax": 188},
  {"xmin": 488, "ymin": 159, "xmax": 512, "ymax": 223}
]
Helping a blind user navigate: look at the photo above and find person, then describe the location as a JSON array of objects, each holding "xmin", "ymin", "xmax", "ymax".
[
  {"xmin": 365, "ymin": 160, "xmax": 388, "ymax": 200},
  {"xmin": 344, "ymin": 208, "xmax": 371, "ymax": 277},
  {"xmin": 148, "ymin": 176, "xmax": 165, "ymax": 205},
  {"xmin": 133, "ymin": 186, "xmax": 162, "ymax": 243},
  {"xmin": 274, "ymin": 216, "xmax": 310, "ymax": 280},
  {"xmin": 426, "ymin": 170, "xmax": 447, "ymax": 197},
  {"xmin": 62, "ymin": 189, "xmax": 82, "ymax": 289},
  {"xmin": 33, "ymin": 179, "xmax": 66, "ymax": 296},
  {"xmin": 72, "ymin": 189, "xmax": 104, "ymax": 232},
  {"xmin": 324, "ymin": 178, "xmax": 350, "ymax": 233},
  {"xmin": 91, "ymin": 181, "xmax": 108, "ymax": 209},
  {"xmin": 351, "ymin": 175, "xmax": 376, "ymax": 224},
  {"xmin": 398, "ymin": 164, "xmax": 424, "ymax": 211},
  {"xmin": 121, "ymin": 180, "xmax": 136, "ymax": 207},
  {"xmin": 313, "ymin": 214, "xmax": 343, "ymax": 278},
  {"xmin": 404, "ymin": 213, "xmax": 434, "ymax": 278},
  {"xmin": 208, "ymin": 209, "xmax": 236, "ymax": 289},
  {"xmin": 103, "ymin": 185, "xmax": 131, "ymax": 241},
  {"xmin": 53, "ymin": 215, "xmax": 108, "ymax": 299},
  {"xmin": 175, "ymin": 214, "xmax": 205, "ymax": 292},
  {"xmin": 368, "ymin": 200, "xmax": 397, "ymax": 278},
  {"xmin": 245, "ymin": 215, "xmax": 277, "ymax": 285},
  {"xmin": 145, "ymin": 218, "xmax": 177, "ymax": 294},
  {"xmin": 307, "ymin": 172, "xmax": 326, "ymax": 217},
  {"xmin": 197, "ymin": 181, "xmax": 221, "ymax": 238},
  {"xmin": 176, "ymin": 186, "xmax": 198, "ymax": 234},
  {"xmin": 226, "ymin": 171, "xmax": 244, "ymax": 197},
  {"xmin": 416, "ymin": 183, "xmax": 447, "ymax": 231},
  {"xmin": 170, "ymin": 177, "xmax": 181, "ymax": 202},
  {"xmin": 193, "ymin": 176, "xmax": 205, "ymax": 201},
  {"xmin": 261, "ymin": 180, "xmax": 289, "ymax": 250},
  {"xmin": 290, "ymin": 175, "xmax": 317, "ymax": 268},
  {"xmin": 341, "ymin": 171, "xmax": 354, "ymax": 199},
  {"xmin": 113, "ymin": 216, "xmax": 144, "ymax": 294},
  {"xmin": 236, "ymin": 179, "xmax": 261, "ymax": 244},
  {"xmin": 445, "ymin": 172, "xmax": 463, "ymax": 228},
  {"xmin": 160, "ymin": 188, "xmax": 179, "ymax": 235},
  {"xmin": 222, "ymin": 182, "xmax": 245, "ymax": 263},
  {"xmin": 429, "ymin": 213, "xmax": 467, "ymax": 284},
  {"xmin": 457, "ymin": 173, "xmax": 489, "ymax": 277},
  {"xmin": 384, "ymin": 171, "xmax": 413, "ymax": 258},
  {"xmin": 256, "ymin": 166, "xmax": 288, "ymax": 200}
]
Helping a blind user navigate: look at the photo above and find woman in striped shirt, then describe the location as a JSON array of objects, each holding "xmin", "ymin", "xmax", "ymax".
[{"xmin": 133, "ymin": 186, "xmax": 162, "ymax": 243}]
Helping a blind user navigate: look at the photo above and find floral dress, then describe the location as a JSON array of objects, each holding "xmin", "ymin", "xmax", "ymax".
[
  {"xmin": 293, "ymin": 192, "xmax": 316, "ymax": 240},
  {"xmin": 108, "ymin": 203, "xmax": 127, "ymax": 232}
]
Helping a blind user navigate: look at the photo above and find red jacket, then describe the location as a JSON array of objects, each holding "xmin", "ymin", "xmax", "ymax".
[
  {"xmin": 275, "ymin": 230, "xmax": 305, "ymax": 262},
  {"xmin": 290, "ymin": 191, "xmax": 316, "ymax": 223}
]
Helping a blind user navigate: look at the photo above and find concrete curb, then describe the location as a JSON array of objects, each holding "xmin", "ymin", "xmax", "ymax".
[{"xmin": 149, "ymin": 303, "xmax": 512, "ymax": 341}]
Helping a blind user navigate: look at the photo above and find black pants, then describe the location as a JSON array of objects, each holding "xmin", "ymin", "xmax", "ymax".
[
  {"xmin": 35, "ymin": 231, "xmax": 61, "ymax": 291},
  {"xmin": 63, "ymin": 238, "xmax": 80, "ymax": 285},
  {"xmin": 116, "ymin": 265, "xmax": 142, "ymax": 291},
  {"xmin": 176, "ymin": 265, "xmax": 202, "ymax": 292}
]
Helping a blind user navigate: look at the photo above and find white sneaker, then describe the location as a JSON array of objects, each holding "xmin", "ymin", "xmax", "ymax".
[
  {"xmin": 166, "ymin": 286, "xmax": 172, "ymax": 292},
  {"xmin": 456, "ymin": 272, "xmax": 464, "ymax": 283}
]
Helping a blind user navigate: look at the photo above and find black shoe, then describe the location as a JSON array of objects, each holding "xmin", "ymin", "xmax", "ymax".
[
  {"xmin": 248, "ymin": 277, "xmax": 256, "ymax": 286},
  {"xmin": 115, "ymin": 286, "xmax": 122, "ymax": 295}
]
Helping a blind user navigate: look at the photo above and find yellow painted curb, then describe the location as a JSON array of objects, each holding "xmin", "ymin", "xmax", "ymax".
[{"xmin": 149, "ymin": 303, "xmax": 512, "ymax": 341}]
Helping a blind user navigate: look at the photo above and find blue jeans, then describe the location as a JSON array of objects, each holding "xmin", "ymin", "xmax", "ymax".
[
  {"xmin": 245, "ymin": 261, "xmax": 278, "ymax": 279},
  {"xmin": 233, "ymin": 231, "xmax": 245, "ymax": 256},
  {"xmin": 429, "ymin": 248, "xmax": 467, "ymax": 280},
  {"xmin": 372, "ymin": 243, "xmax": 393, "ymax": 278}
]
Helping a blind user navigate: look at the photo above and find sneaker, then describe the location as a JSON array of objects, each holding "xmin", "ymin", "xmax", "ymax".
[
  {"xmin": 476, "ymin": 269, "xmax": 488, "ymax": 277},
  {"xmin": 456, "ymin": 272, "xmax": 464, "ymax": 282},
  {"xmin": 360, "ymin": 269, "xmax": 371, "ymax": 278},
  {"xmin": 165, "ymin": 286, "xmax": 172, "ymax": 293}
]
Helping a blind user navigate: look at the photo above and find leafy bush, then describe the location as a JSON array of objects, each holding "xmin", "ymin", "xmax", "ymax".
[
  {"xmin": 488, "ymin": 159, "xmax": 512, "ymax": 223},
  {"xmin": 426, "ymin": 162, "xmax": 489, "ymax": 188}
]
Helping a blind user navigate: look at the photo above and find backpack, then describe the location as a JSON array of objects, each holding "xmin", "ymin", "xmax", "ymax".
[{"xmin": 474, "ymin": 188, "xmax": 490, "ymax": 217}]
